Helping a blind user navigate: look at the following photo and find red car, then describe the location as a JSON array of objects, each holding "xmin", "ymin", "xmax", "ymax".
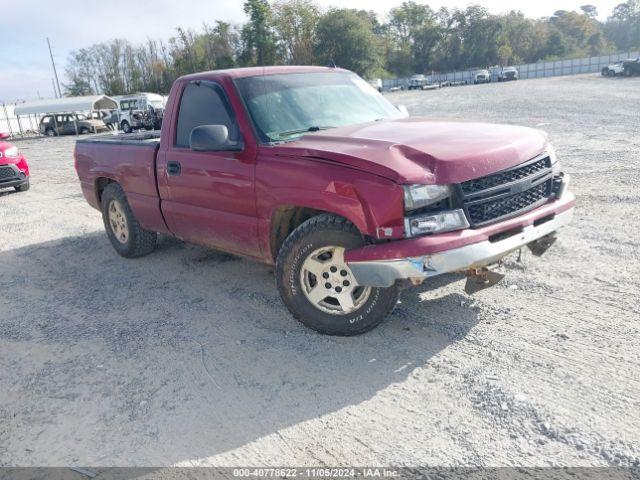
[
  {"xmin": 75, "ymin": 66, "xmax": 574, "ymax": 335},
  {"xmin": 0, "ymin": 133, "xmax": 30, "ymax": 192}
]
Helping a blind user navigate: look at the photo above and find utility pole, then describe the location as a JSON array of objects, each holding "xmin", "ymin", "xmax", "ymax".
[
  {"xmin": 47, "ymin": 37, "xmax": 62, "ymax": 98},
  {"xmin": 52, "ymin": 78, "xmax": 58, "ymax": 99}
]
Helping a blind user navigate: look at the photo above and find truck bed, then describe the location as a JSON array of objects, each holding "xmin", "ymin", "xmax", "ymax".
[
  {"xmin": 75, "ymin": 131, "xmax": 167, "ymax": 234},
  {"xmin": 75, "ymin": 131, "xmax": 161, "ymax": 146}
]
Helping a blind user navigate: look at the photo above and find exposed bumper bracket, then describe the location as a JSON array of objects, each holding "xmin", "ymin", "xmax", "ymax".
[{"xmin": 348, "ymin": 206, "xmax": 574, "ymax": 287}]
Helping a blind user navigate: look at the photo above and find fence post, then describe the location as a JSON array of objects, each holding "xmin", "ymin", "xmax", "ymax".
[
  {"xmin": 2, "ymin": 104, "xmax": 13, "ymax": 136},
  {"xmin": 16, "ymin": 114, "xmax": 24, "ymax": 137}
]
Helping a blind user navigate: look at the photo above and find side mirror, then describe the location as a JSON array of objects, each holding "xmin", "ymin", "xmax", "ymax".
[
  {"xmin": 190, "ymin": 125, "xmax": 242, "ymax": 152},
  {"xmin": 0, "ymin": 132, "xmax": 10, "ymax": 140},
  {"xmin": 396, "ymin": 105, "xmax": 409, "ymax": 118}
]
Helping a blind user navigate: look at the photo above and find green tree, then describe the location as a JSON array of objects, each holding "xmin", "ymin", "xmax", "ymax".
[
  {"xmin": 387, "ymin": 1, "xmax": 441, "ymax": 75},
  {"xmin": 606, "ymin": 0, "xmax": 640, "ymax": 49},
  {"xmin": 314, "ymin": 9, "xmax": 382, "ymax": 77},
  {"xmin": 240, "ymin": 0, "xmax": 278, "ymax": 66},
  {"xmin": 272, "ymin": 0, "xmax": 320, "ymax": 64}
]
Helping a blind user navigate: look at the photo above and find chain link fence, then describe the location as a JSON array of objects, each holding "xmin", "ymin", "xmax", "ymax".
[{"xmin": 383, "ymin": 50, "xmax": 640, "ymax": 89}]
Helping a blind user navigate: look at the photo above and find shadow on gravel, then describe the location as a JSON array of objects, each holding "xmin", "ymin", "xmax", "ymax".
[{"xmin": 0, "ymin": 233, "xmax": 478, "ymax": 464}]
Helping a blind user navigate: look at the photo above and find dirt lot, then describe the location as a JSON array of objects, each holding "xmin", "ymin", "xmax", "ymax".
[{"xmin": 1, "ymin": 73, "xmax": 639, "ymax": 468}]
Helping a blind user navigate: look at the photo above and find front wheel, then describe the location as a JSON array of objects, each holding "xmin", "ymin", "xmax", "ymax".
[
  {"xmin": 15, "ymin": 179, "xmax": 30, "ymax": 192},
  {"xmin": 276, "ymin": 214, "xmax": 399, "ymax": 336},
  {"xmin": 121, "ymin": 121, "xmax": 132, "ymax": 133},
  {"xmin": 101, "ymin": 183, "xmax": 157, "ymax": 258}
]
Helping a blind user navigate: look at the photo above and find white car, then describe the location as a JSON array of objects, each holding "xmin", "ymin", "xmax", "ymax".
[
  {"xmin": 472, "ymin": 69, "xmax": 491, "ymax": 84},
  {"xmin": 115, "ymin": 93, "xmax": 166, "ymax": 133},
  {"xmin": 369, "ymin": 78, "xmax": 383, "ymax": 92},
  {"xmin": 602, "ymin": 61, "xmax": 624, "ymax": 77},
  {"xmin": 498, "ymin": 66, "xmax": 519, "ymax": 81}
]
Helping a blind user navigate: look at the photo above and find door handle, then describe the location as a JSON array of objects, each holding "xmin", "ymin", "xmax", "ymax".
[{"xmin": 167, "ymin": 161, "xmax": 181, "ymax": 176}]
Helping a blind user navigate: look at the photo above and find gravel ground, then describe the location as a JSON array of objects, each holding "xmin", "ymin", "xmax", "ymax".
[{"xmin": 0, "ymin": 73, "xmax": 639, "ymax": 468}]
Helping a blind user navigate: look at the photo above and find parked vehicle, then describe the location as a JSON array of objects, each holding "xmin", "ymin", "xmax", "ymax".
[
  {"xmin": 117, "ymin": 93, "xmax": 165, "ymax": 133},
  {"xmin": 0, "ymin": 132, "xmax": 30, "ymax": 192},
  {"xmin": 75, "ymin": 66, "xmax": 574, "ymax": 336},
  {"xmin": 369, "ymin": 78, "xmax": 383, "ymax": 92},
  {"xmin": 472, "ymin": 69, "xmax": 491, "ymax": 84},
  {"xmin": 498, "ymin": 66, "xmax": 519, "ymax": 81},
  {"xmin": 622, "ymin": 57, "xmax": 640, "ymax": 76},
  {"xmin": 39, "ymin": 113, "xmax": 108, "ymax": 136},
  {"xmin": 407, "ymin": 74, "xmax": 427, "ymax": 90},
  {"xmin": 89, "ymin": 110, "xmax": 118, "ymax": 130},
  {"xmin": 602, "ymin": 61, "xmax": 625, "ymax": 77}
]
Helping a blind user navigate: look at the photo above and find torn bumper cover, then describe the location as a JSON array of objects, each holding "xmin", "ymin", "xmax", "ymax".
[{"xmin": 346, "ymin": 191, "xmax": 575, "ymax": 288}]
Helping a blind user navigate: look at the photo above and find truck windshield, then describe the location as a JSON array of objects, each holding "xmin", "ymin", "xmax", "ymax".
[{"xmin": 235, "ymin": 71, "xmax": 403, "ymax": 142}]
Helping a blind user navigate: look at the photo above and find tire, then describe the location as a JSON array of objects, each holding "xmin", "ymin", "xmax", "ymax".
[
  {"xmin": 276, "ymin": 214, "xmax": 399, "ymax": 336},
  {"xmin": 101, "ymin": 183, "xmax": 157, "ymax": 258},
  {"xmin": 45, "ymin": 128, "xmax": 56, "ymax": 137},
  {"xmin": 121, "ymin": 121, "xmax": 132, "ymax": 134},
  {"xmin": 15, "ymin": 179, "xmax": 29, "ymax": 192},
  {"xmin": 608, "ymin": 69, "xmax": 616, "ymax": 77}
]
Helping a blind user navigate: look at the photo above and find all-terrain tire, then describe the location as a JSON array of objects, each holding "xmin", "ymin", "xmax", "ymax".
[
  {"xmin": 101, "ymin": 183, "xmax": 157, "ymax": 258},
  {"xmin": 15, "ymin": 179, "xmax": 30, "ymax": 192},
  {"xmin": 276, "ymin": 214, "xmax": 399, "ymax": 336}
]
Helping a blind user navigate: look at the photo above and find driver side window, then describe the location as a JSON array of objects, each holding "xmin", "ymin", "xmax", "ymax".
[{"xmin": 175, "ymin": 83, "xmax": 237, "ymax": 148}]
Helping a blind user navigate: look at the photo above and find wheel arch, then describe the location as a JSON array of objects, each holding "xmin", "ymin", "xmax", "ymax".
[
  {"xmin": 267, "ymin": 204, "xmax": 369, "ymax": 263},
  {"xmin": 95, "ymin": 176, "xmax": 118, "ymax": 204}
]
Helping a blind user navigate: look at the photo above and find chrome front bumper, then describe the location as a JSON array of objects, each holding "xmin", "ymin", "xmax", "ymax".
[{"xmin": 348, "ymin": 207, "xmax": 574, "ymax": 288}]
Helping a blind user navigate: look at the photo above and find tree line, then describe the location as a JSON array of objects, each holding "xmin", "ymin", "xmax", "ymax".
[{"xmin": 64, "ymin": 0, "xmax": 640, "ymax": 96}]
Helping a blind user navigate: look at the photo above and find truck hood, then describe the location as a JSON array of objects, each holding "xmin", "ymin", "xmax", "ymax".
[{"xmin": 272, "ymin": 118, "xmax": 548, "ymax": 184}]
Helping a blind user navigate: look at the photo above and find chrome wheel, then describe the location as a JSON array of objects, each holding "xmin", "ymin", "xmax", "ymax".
[
  {"xmin": 300, "ymin": 246, "xmax": 371, "ymax": 315},
  {"xmin": 108, "ymin": 200, "xmax": 129, "ymax": 244}
]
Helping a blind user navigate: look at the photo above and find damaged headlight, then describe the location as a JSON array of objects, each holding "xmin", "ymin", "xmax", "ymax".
[
  {"xmin": 403, "ymin": 184, "xmax": 451, "ymax": 211},
  {"xmin": 405, "ymin": 209, "xmax": 469, "ymax": 237}
]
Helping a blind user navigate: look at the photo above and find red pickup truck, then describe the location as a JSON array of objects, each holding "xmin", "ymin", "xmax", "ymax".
[{"xmin": 75, "ymin": 66, "xmax": 574, "ymax": 335}]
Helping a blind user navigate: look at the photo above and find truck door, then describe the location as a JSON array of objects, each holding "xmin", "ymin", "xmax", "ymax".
[{"xmin": 158, "ymin": 81, "xmax": 260, "ymax": 258}]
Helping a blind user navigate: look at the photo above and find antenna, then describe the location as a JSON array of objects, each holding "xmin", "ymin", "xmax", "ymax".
[
  {"xmin": 47, "ymin": 38, "xmax": 62, "ymax": 98},
  {"xmin": 328, "ymin": 59, "xmax": 337, "ymax": 68}
]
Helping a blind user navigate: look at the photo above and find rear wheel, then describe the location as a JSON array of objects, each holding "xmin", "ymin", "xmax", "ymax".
[
  {"xmin": 101, "ymin": 183, "xmax": 157, "ymax": 258},
  {"xmin": 276, "ymin": 214, "xmax": 399, "ymax": 336}
]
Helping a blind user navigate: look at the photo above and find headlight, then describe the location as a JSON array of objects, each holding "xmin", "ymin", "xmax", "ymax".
[
  {"xmin": 403, "ymin": 184, "xmax": 451, "ymax": 211},
  {"xmin": 4, "ymin": 146, "xmax": 18, "ymax": 158},
  {"xmin": 405, "ymin": 209, "xmax": 469, "ymax": 237}
]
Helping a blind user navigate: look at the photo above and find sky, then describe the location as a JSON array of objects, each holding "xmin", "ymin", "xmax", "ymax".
[{"xmin": 0, "ymin": 0, "xmax": 624, "ymax": 102}]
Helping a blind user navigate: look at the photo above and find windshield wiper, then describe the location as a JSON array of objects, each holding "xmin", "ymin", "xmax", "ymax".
[{"xmin": 275, "ymin": 126, "xmax": 335, "ymax": 138}]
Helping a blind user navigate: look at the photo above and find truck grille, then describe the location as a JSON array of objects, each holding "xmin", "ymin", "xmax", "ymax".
[
  {"xmin": 457, "ymin": 155, "xmax": 553, "ymax": 227},
  {"xmin": 0, "ymin": 165, "xmax": 18, "ymax": 182}
]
